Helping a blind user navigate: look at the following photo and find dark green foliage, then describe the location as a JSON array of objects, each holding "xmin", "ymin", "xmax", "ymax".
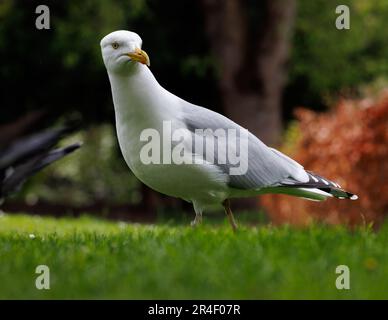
[
  {"xmin": 0, "ymin": 0, "xmax": 219, "ymax": 126},
  {"xmin": 2, "ymin": 0, "xmax": 388, "ymax": 126},
  {"xmin": 286, "ymin": 0, "xmax": 388, "ymax": 113}
]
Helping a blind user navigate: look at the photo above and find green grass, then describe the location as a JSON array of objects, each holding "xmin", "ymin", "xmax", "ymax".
[{"xmin": 0, "ymin": 213, "xmax": 387, "ymax": 299}]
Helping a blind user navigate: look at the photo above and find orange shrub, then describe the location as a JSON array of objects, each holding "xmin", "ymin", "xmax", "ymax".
[{"xmin": 261, "ymin": 91, "xmax": 388, "ymax": 227}]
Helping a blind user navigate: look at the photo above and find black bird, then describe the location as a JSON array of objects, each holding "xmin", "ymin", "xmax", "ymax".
[{"xmin": 0, "ymin": 127, "xmax": 81, "ymax": 202}]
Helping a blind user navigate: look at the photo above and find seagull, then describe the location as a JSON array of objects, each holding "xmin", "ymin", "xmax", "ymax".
[{"xmin": 101, "ymin": 30, "xmax": 357, "ymax": 230}]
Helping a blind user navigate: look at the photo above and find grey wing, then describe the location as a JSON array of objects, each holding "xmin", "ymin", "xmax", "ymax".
[{"xmin": 180, "ymin": 101, "xmax": 309, "ymax": 189}]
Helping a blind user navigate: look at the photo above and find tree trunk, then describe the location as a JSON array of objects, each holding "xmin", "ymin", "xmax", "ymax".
[{"xmin": 201, "ymin": 0, "xmax": 296, "ymax": 146}]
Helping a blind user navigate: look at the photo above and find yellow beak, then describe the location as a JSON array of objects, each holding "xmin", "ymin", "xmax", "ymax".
[{"xmin": 127, "ymin": 48, "xmax": 150, "ymax": 67}]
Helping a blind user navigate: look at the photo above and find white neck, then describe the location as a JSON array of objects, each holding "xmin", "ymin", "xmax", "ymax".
[
  {"xmin": 109, "ymin": 65, "xmax": 158, "ymax": 114},
  {"xmin": 106, "ymin": 63, "xmax": 181, "ymax": 171},
  {"xmin": 108, "ymin": 64, "xmax": 178, "ymax": 129}
]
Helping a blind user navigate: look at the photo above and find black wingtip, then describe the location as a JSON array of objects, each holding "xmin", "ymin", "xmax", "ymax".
[
  {"xmin": 321, "ymin": 188, "xmax": 358, "ymax": 200},
  {"xmin": 62, "ymin": 142, "xmax": 82, "ymax": 154}
]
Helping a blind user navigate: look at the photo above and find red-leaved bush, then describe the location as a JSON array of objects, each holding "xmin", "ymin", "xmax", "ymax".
[{"xmin": 261, "ymin": 91, "xmax": 388, "ymax": 227}]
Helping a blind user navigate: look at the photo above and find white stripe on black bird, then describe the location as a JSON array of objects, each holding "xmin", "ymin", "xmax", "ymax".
[{"xmin": 101, "ymin": 30, "xmax": 357, "ymax": 230}]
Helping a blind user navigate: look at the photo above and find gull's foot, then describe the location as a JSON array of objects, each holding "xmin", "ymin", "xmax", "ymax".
[
  {"xmin": 228, "ymin": 215, "xmax": 238, "ymax": 232},
  {"xmin": 222, "ymin": 199, "xmax": 238, "ymax": 233},
  {"xmin": 190, "ymin": 214, "xmax": 203, "ymax": 227}
]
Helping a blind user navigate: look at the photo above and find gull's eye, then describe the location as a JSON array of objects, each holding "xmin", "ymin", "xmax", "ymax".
[{"xmin": 112, "ymin": 42, "xmax": 119, "ymax": 49}]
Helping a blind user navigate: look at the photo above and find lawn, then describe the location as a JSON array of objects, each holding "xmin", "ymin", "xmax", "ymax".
[{"xmin": 0, "ymin": 213, "xmax": 386, "ymax": 299}]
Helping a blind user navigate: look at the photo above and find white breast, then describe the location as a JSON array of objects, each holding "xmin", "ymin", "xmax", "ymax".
[{"xmin": 108, "ymin": 66, "xmax": 229, "ymax": 205}]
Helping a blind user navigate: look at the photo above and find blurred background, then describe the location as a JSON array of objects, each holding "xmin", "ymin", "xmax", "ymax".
[{"xmin": 0, "ymin": 0, "xmax": 387, "ymax": 226}]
